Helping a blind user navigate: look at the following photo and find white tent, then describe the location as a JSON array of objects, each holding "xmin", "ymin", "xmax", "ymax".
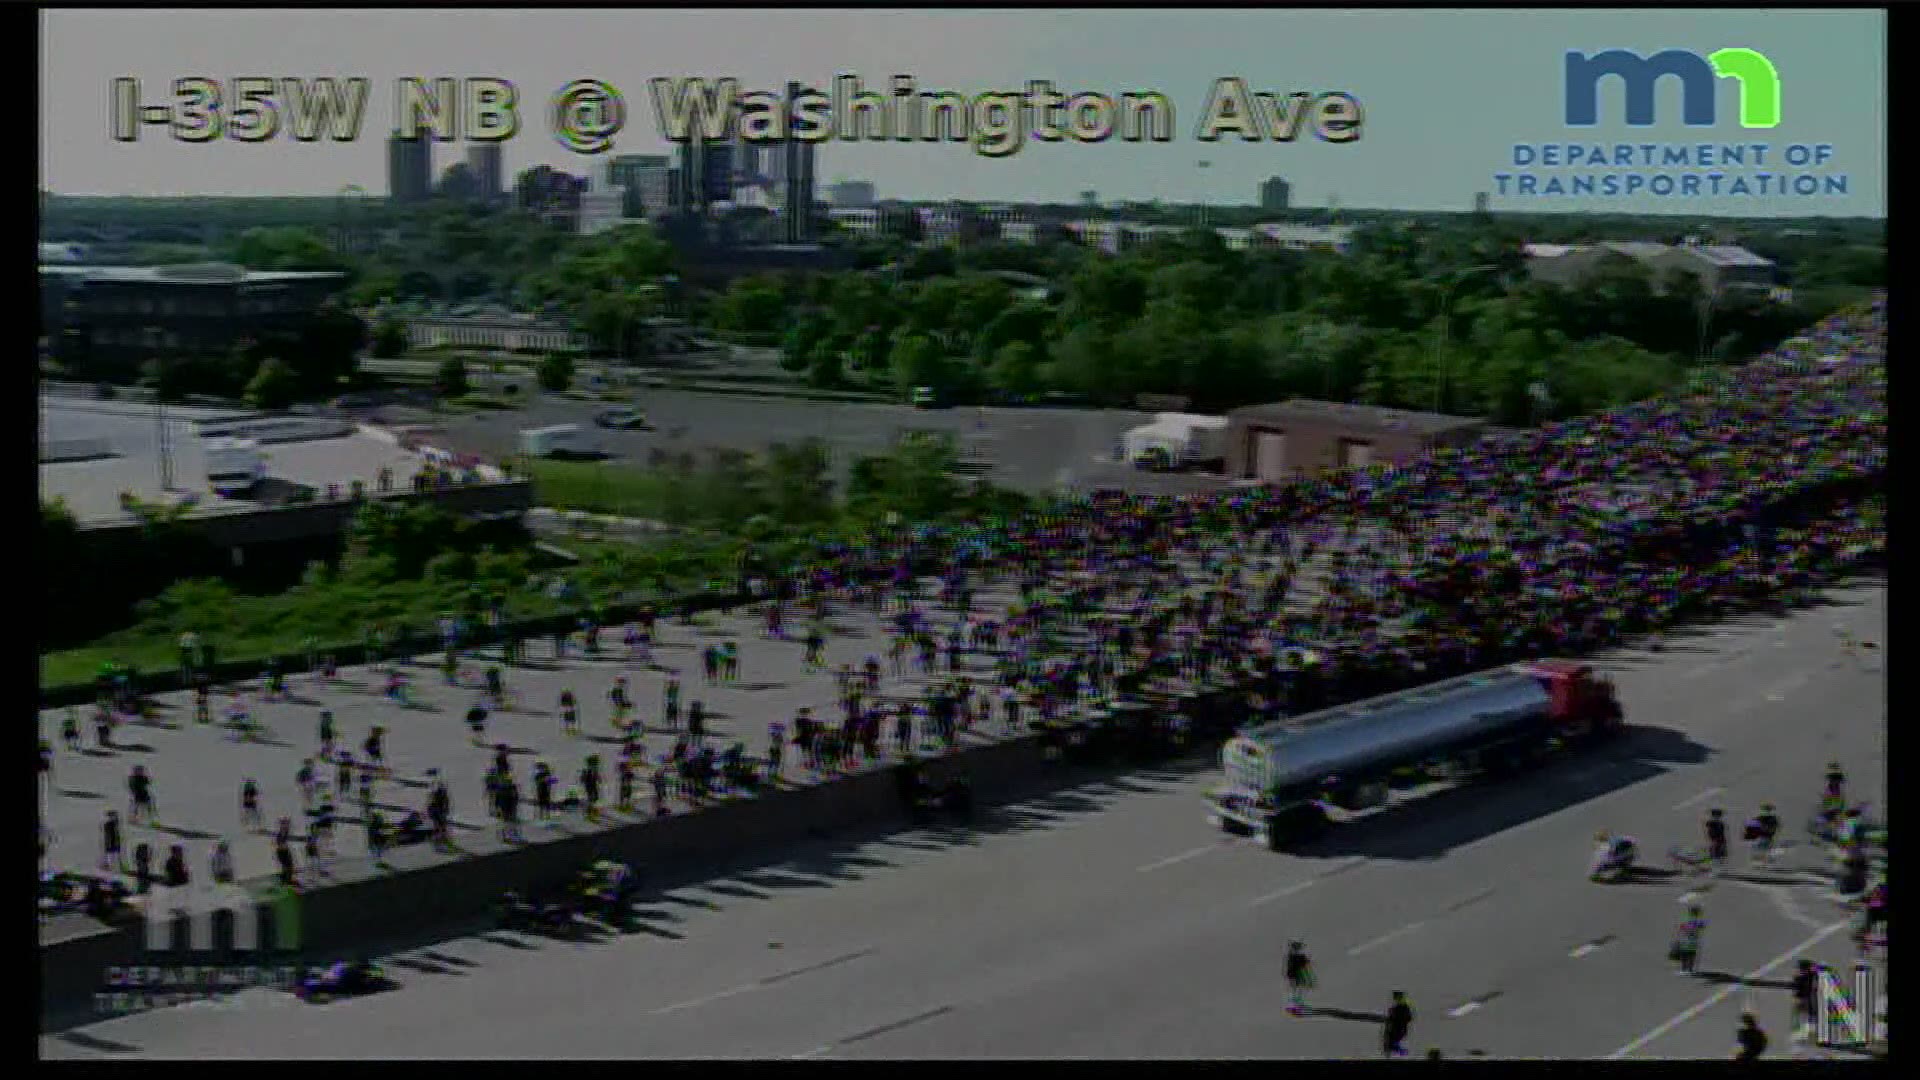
[{"xmin": 1122, "ymin": 413, "xmax": 1228, "ymax": 465}]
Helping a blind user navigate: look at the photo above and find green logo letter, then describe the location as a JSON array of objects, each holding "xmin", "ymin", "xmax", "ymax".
[{"xmin": 1708, "ymin": 48, "xmax": 1781, "ymax": 129}]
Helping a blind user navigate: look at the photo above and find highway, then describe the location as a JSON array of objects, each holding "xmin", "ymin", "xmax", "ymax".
[{"xmin": 42, "ymin": 579, "xmax": 1885, "ymax": 1059}]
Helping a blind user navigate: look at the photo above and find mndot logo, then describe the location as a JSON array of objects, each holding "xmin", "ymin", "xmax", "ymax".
[
  {"xmin": 1564, "ymin": 48, "xmax": 1781, "ymax": 128},
  {"xmin": 144, "ymin": 881, "xmax": 303, "ymax": 953}
]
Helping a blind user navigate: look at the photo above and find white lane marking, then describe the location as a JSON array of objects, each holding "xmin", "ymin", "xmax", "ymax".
[
  {"xmin": 1136, "ymin": 844, "xmax": 1218, "ymax": 873},
  {"xmin": 1570, "ymin": 942, "xmax": 1601, "ymax": 958},
  {"xmin": 1449, "ymin": 1001, "xmax": 1482, "ymax": 1018},
  {"xmin": 1606, "ymin": 919, "xmax": 1851, "ymax": 1059},
  {"xmin": 792, "ymin": 1046, "xmax": 834, "ymax": 1059},
  {"xmin": 1741, "ymin": 881, "xmax": 1827, "ymax": 930},
  {"xmin": 651, "ymin": 983, "xmax": 757, "ymax": 1015},
  {"xmin": 1248, "ymin": 880, "xmax": 1315, "ymax": 908},
  {"xmin": 1348, "ymin": 921, "xmax": 1426, "ymax": 956},
  {"xmin": 1761, "ymin": 673, "xmax": 1811, "ymax": 703},
  {"xmin": 1672, "ymin": 787, "xmax": 1724, "ymax": 811}
]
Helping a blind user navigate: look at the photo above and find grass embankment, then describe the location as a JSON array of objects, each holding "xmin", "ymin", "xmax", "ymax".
[
  {"xmin": 523, "ymin": 459, "xmax": 681, "ymax": 520},
  {"xmin": 41, "ymin": 440, "xmax": 1019, "ymax": 696}
]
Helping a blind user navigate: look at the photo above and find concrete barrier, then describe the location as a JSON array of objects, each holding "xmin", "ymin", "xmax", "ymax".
[{"xmin": 41, "ymin": 731, "xmax": 1057, "ymax": 1017}]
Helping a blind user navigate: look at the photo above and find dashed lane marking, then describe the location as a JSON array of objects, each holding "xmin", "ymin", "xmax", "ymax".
[
  {"xmin": 759, "ymin": 948, "xmax": 875, "ymax": 985},
  {"xmin": 1446, "ymin": 887, "xmax": 1496, "ymax": 913},
  {"xmin": 1136, "ymin": 842, "xmax": 1224, "ymax": 873},
  {"xmin": 839, "ymin": 1005, "xmax": 955, "ymax": 1046},
  {"xmin": 652, "ymin": 983, "xmax": 757, "ymax": 1015},
  {"xmin": 1248, "ymin": 880, "xmax": 1315, "ymax": 908},
  {"xmin": 1449, "ymin": 992, "xmax": 1503, "ymax": 1018},
  {"xmin": 1672, "ymin": 787, "xmax": 1723, "ymax": 811},
  {"xmin": 1570, "ymin": 934, "xmax": 1616, "ymax": 958},
  {"xmin": 1348, "ymin": 921, "xmax": 1426, "ymax": 957}
]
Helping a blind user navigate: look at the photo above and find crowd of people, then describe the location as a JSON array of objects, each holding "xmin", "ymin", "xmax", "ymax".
[
  {"xmin": 753, "ymin": 295, "xmax": 1886, "ymax": 721},
  {"xmin": 43, "ymin": 299, "xmax": 1884, "ymax": 996}
]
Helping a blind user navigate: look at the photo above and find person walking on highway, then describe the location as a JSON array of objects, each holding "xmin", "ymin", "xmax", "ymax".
[
  {"xmin": 533, "ymin": 762, "xmax": 555, "ymax": 822},
  {"xmin": 663, "ymin": 677, "xmax": 681, "ymax": 731},
  {"xmin": 240, "ymin": 778, "xmax": 262, "ymax": 832},
  {"xmin": 99, "ymin": 810, "xmax": 125, "ymax": 873},
  {"xmin": 1383, "ymin": 991, "xmax": 1414, "ymax": 1057},
  {"xmin": 127, "ymin": 765, "xmax": 156, "ymax": 825},
  {"xmin": 1705, "ymin": 809, "xmax": 1730, "ymax": 875},
  {"xmin": 1734, "ymin": 1013, "xmax": 1768, "ymax": 1060},
  {"xmin": 1284, "ymin": 942, "xmax": 1315, "ymax": 1016},
  {"xmin": 1671, "ymin": 906, "xmax": 1707, "ymax": 975},
  {"xmin": 296, "ymin": 758, "xmax": 318, "ymax": 814},
  {"xmin": 1790, "ymin": 960, "xmax": 1818, "ymax": 1042},
  {"xmin": 580, "ymin": 756, "xmax": 603, "ymax": 821}
]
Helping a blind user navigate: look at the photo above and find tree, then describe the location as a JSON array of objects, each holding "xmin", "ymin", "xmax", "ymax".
[
  {"xmin": 847, "ymin": 435, "xmax": 963, "ymax": 521},
  {"xmin": 226, "ymin": 226, "xmax": 349, "ymax": 272},
  {"xmin": 712, "ymin": 277, "xmax": 788, "ymax": 336},
  {"xmin": 781, "ymin": 311, "xmax": 831, "ymax": 373},
  {"xmin": 370, "ymin": 316, "xmax": 410, "ymax": 359},
  {"xmin": 434, "ymin": 355, "xmax": 470, "ymax": 398},
  {"xmin": 987, "ymin": 341, "xmax": 1042, "ymax": 400},
  {"xmin": 244, "ymin": 356, "xmax": 299, "ymax": 410},
  {"xmin": 805, "ymin": 338, "xmax": 844, "ymax": 389},
  {"xmin": 536, "ymin": 352, "xmax": 575, "ymax": 393},
  {"xmin": 761, "ymin": 440, "xmax": 836, "ymax": 525},
  {"xmin": 888, "ymin": 334, "xmax": 944, "ymax": 394}
]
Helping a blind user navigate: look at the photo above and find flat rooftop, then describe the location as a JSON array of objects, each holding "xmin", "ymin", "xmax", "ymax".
[
  {"xmin": 39, "ymin": 263, "xmax": 344, "ymax": 285},
  {"xmin": 39, "ymin": 399, "xmax": 440, "ymax": 526},
  {"xmin": 1229, "ymin": 399, "xmax": 1484, "ymax": 438}
]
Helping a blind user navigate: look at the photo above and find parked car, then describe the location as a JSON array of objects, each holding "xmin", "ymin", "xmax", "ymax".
[{"xmin": 594, "ymin": 407, "xmax": 649, "ymax": 430}]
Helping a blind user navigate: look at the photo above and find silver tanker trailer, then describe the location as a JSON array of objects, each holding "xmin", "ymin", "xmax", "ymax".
[{"xmin": 1207, "ymin": 659, "xmax": 1623, "ymax": 849}]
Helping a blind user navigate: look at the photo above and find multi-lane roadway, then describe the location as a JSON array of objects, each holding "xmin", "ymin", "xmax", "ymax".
[{"xmin": 42, "ymin": 579, "xmax": 1884, "ymax": 1059}]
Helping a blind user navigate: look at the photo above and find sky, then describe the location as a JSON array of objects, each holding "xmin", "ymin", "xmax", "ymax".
[{"xmin": 41, "ymin": 8, "xmax": 1885, "ymax": 216}]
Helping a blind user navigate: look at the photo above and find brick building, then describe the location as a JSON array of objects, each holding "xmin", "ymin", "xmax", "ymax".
[{"xmin": 1224, "ymin": 399, "xmax": 1485, "ymax": 482}]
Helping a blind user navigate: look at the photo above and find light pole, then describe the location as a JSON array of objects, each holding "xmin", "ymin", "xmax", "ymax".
[
  {"xmin": 1196, "ymin": 160, "xmax": 1212, "ymax": 228},
  {"xmin": 1694, "ymin": 279, "xmax": 1724, "ymax": 365},
  {"xmin": 1432, "ymin": 264, "xmax": 1500, "ymax": 414}
]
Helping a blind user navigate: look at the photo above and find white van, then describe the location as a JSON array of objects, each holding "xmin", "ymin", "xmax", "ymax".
[
  {"xmin": 519, "ymin": 424, "xmax": 598, "ymax": 459},
  {"xmin": 204, "ymin": 437, "xmax": 267, "ymax": 496}
]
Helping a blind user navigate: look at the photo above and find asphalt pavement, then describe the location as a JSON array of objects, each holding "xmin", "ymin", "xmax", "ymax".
[
  {"xmin": 391, "ymin": 390, "xmax": 1192, "ymax": 496},
  {"xmin": 40, "ymin": 579, "xmax": 1886, "ymax": 1059}
]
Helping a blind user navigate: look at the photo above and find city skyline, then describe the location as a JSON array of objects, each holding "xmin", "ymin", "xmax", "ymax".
[{"xmin": 42, "ymin": 8, "xmax": 1885, "ymax": 217}]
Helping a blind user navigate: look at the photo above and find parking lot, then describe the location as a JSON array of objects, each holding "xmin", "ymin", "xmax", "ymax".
[{"xmin": 362, "ymin": 390, "xmax": 1228, "ymax": 497}]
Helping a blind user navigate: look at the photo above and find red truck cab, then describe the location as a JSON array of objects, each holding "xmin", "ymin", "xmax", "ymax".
[{"xmin": 1526, "ymin": 659, "xmax": 1624, "ymax": 742}]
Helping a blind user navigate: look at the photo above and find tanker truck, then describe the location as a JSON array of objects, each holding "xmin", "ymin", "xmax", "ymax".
[{"xmin": 1206, "ymin": 659, "xmax": 1623, "ymax": 850}]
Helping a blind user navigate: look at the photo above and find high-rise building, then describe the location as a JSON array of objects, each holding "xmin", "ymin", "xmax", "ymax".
[
  {"xmin": 467, "ymin": 143, "xmax": 504, "ymax": 204},
  {"xmin": 387, "ymin": 134, "xmax": 432, "ymax": 203},
  {"xmin": 1259, "ymin": 176, "xmax": 1292, "ymax": 212},
  {"xmin": 514, "ymin": 165, "xmax": 587, "ymax": 229},
  {"xmin": 828, "ymin": 180, "xmax": 876, "ymax": 209},
  {"xmin": 1473, "ymin": 191, "xmax": 1491, "ymax": 214},
  {"xmin": 608, "ymin": 154, "xmax": 668, "ymax": 190},
  {"xmin": 670, "ymin": 138, "xmax": 738, "ymax": 211},
  {"xmin": 633, "ymin": 164, "xmax": 674, "ymax": 217},
  {"xmin": 780, "ymin": 81, "xmax": 818, "ymax": 243}
]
